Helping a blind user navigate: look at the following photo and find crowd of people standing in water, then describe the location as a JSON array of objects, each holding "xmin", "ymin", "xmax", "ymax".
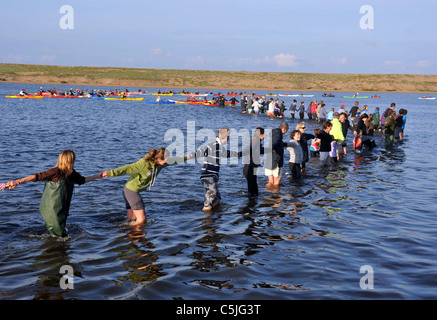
[{"xmin": 1, "ymin": 88, "xmax": 408, "ymax": 238}]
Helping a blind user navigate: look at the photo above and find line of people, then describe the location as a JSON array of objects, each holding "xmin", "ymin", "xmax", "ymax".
[{"xmin": 2, "ymin": 101, "xmax": 406, "ymax": 238}]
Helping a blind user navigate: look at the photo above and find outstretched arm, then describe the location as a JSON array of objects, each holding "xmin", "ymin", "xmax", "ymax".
[
  {"xmin": 5, "ymin": 174, "xmax": 36, "ymax": 189},
  {"xmin": 85, "ymin": 172, "xmax": 104, "ymax": 183}
]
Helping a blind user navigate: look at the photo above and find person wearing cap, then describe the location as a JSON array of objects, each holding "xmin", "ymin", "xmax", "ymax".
[{"xmin": 338, "ymin": 104, "xmax": 346, "ymax": 114}]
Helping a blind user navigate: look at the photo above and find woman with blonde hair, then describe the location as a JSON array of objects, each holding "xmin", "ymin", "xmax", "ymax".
[
  {"xmin": 5, "ymin": 150, "xmax": 103, "ymax": 237},
  {"xmin": 103, "ymin": 148, "xmax": 191, "ymax": 225}
]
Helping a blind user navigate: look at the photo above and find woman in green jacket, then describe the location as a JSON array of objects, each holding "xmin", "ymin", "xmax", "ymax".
[{"xmin": 103, "ymin": 148, "xmax": 190, "ymax": 226}]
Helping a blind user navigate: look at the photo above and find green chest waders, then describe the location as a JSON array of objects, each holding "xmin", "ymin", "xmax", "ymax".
[{"xmin": 39, "ymin": 179, "xmax": 74, "ymax": 237}]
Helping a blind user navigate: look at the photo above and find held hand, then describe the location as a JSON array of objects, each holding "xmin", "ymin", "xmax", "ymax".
[
  {"xmin": 102, "ymin": 170, "xmax": 109, "ymax": 178},
  {"xmin": 6, "ymin": 181, "xmax": 17, "ymax": 189}
]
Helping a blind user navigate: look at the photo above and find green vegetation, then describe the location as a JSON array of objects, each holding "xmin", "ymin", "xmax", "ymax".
[{"xmin": 0, "ymin": 63, "xmax": 435, "ymax": 93}]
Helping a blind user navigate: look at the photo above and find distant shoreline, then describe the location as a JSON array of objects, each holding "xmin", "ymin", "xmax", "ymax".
[{"xmin": 1, "ymin": 63, "xmax": 436, "ymax": 93}]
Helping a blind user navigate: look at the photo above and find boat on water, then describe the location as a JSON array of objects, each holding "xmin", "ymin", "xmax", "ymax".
[
  {"xmin": 5, "ymin": 95, "xmax": 43, "ymax": 99},
  {"xmin": 279, "ymin": 94, "xmax": 314, "ymax": 97},
  {"xmin": 418, "ymin": 96, "xmax": 436, "ymax": 100},
  {"xmin": 105, "ymin": 97, "xmax": 144, "ymax": 101},
  {"xmin": 175, "ymin": 93, "xmax": 209, "ymax": 97},
  {"xmin": 169, "ymin": 99, "xmax": 190, "ymax": 104},
  {"xmin": 145, "ymin": 100, "xmax": 175, "ymax": 104},
  {"xmin": 343, "ymin": 96, "xmax": 368, "ymax": 98}
]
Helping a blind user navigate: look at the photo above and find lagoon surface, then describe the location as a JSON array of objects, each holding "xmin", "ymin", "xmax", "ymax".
[{"xmin": 0, "ymin": 82, "xmax": 436, "ymax": 300}]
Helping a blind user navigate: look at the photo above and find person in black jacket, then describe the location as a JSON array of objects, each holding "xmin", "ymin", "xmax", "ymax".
[
  {"xmin": 354, "ymin": 114, "xmax": 376, "ymax": 150},
  {"xmin": 265, "ymin": 122, "xmax": 289, "ymax": 187},
  {"xmin": 296, "ymin": 122, "xmax": 315, "ymax": 170},
  {"xmin": 317, "ymin": 121, "xmax": 333, "ymax": 166},
  {"xmin": 243, "ymin": 127, "xmax": 265, "ymax": 198}
]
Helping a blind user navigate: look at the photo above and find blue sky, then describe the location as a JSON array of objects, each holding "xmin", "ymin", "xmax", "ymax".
[{"xmin": 1, "ymin": 0, "xmax": 436, "ymax": 74}]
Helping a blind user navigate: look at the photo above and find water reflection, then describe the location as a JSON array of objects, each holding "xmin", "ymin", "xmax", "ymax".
[
  {"xmin": 32, "ymin": 239, "xmax": 77, "ymax": 300},
  {"xmin": 116, "ymin": 227, "xmax": 164, "ymax": 286}
]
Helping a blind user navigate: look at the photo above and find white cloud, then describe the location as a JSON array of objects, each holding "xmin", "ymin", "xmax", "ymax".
[
  {"xmin": 2, "ymin": 53, "xmax": 26, "ymax": 63},
  {"xmin": 185, "ymin": 55, "xmax": 206, "ymax": 68},
  {"xmin": 384, "ymin": 60, "xmax": 403, "ymax": 66},
  {"xmin": 273, "ymin": 53, "xmax": 298, "ymax": 67},
  {"xmin": 331, "ymin": 57, "xmax": 348, "ymax": 65},
  {"xmin": 150, "ymin": 48, "xmax": 171, "ymax": 57},
  {"xmin": 40, "ymin": 54, "xmax": 57, "ymax": 64},
  {"xmin": 416, "ymin": 60, "xmax": 431, "ymax": 68}
]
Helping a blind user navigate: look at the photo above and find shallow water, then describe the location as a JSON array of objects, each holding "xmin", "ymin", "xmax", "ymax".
[{"xmin": 0, "ymin": 83, "xmax": 436, "ymax": 300}]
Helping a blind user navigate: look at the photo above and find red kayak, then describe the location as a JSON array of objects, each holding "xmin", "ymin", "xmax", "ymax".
[{"xmin": 45, "ymin": 95, "xmax": 79, "ymax": 98}]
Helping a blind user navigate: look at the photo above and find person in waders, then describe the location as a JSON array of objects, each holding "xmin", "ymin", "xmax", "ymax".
[{"xmin": 5, "ymin": 150, "xmax": 103, "ymax": 237}]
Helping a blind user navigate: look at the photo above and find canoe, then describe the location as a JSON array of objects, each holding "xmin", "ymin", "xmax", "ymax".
[
  {"xmin": 175, "ymin": 93, "xmax": 209, "ymax": 97},
  {"xmin": 105, "ymin": 97, "xmax": 144, "ymax": 101},
  {"xmin": 45, "ymin": 95, "xmax": 79, "ymax": 98},
  {"xmin": 169, "ymin": 99, "xmax": 189, "ymax": 104},
  {"xmin": 6, "ymin": 95, "xmax": 43, "ymax": 99},
  {"xmin": 279, "ymin": 94, "xmax": 314, "ymax": 97},
  {"xmin": 145, "ymin": 101, "xmax": 175, "ymax": 104},
  {"xmin": 343, "ymin": 96, "xmax": 368, "ymax": 98}
]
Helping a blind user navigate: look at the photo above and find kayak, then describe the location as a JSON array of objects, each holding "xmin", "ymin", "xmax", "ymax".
[
  {"xmin": 105, "ymin": 97, "xmax": 144, "ymax": 101},
  {"xmin": 175, "ymin": 93, "xmax": 209, "ymax": 97},
  {"xmin": 343, "ymin": 96, "xmax": 368, "ymax": 98},
  {"xmin": 6, "ymin": 95, "xmax": 43, "ymax": 99},
  {"xmin": 145, "ymin": 100, "xmax": 175, "ymax": 104},
  {"xmin": 151, "ymin": 93, "xmax": 174, "ymax": 96},
  {"xmin": 279, "ymin": 94, "xmax": 314, "ymax": 97},
  {"xmin": 322, "ymin": 95, "xmax": 335, "ymax": 97},
  {"xmin": 418, "ymin": 97, "xmax": 436, "ymax": 100},
  {"xmin": 169, "ymin": 99, "xmax": 189, "ymax": 104},
  {"xmin": 45, "ymin": 95, "xmax": 79, "ymax": 98}
]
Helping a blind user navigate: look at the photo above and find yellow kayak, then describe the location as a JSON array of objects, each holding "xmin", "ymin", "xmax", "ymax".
[
  {"xmin": 105, "ymin": 97, "xmax": 144, "ymax": 101},
  {"xmin": 6, "ymin": 95, "xmax": 43, "ymax": 99}
]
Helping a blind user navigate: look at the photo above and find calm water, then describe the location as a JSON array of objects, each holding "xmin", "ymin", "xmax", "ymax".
[{"xmin": 0, "ymin": 83, "xmax": 436, "ymax": 300}]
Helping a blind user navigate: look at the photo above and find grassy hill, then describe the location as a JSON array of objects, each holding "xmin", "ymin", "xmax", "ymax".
[{"xmin": 0, "ymin": 63, "xmax": 436, "ymax": 93}]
